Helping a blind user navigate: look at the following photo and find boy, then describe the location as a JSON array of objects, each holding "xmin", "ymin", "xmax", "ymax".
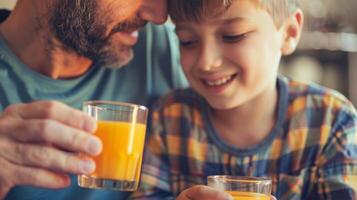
[
  {"xmin": 132, "ymin": 0, "xmax": 357, "ymax": 199},
  {"xmin": 0, "ymin": 0, "xmax": 188, "ymax": 199}
]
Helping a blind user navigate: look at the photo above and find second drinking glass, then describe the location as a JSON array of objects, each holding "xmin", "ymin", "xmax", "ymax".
[{"xmin": 207, "ymin": 175, "xmax": 272, "ymax": 200}]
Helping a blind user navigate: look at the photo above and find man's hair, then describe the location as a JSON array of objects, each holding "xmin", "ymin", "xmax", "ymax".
[{"xmin": 168, "ymin": 0, "xmax": 299, "ymax": 28}]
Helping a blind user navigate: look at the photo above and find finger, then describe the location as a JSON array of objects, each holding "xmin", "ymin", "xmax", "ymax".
[
  {"xmin": 3, "ymin": 101, "xmax": 96, "ymax": 132},
  {"xmin": 178, "ymin": 185, "xmax": 233, "ymax": 200},
  {"xmin": 4, "ymin": 119, "xmax": 102, "ymax": 156},
  {"xmin": 0, "ymin": 187, "xmax": 10, "ymax": 200},
  {"xmin": 271, "ymin": 195, "xmax": 277, "ymax": 200},
  {"xmin": 10, "ymin": 164, "xmax": 71, "ymax": 189},
  {"xmin": 1, "ymin": 141, "xmax": 96, "ymax": 174}
]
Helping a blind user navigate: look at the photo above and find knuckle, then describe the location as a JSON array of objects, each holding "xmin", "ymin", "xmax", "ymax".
[
  {"xmin": 41, "ymin": 102, "xmax": 58, "ymax": 118},
  {"xmin": 194, "ymin": 185, "xmax": 205, "ymax": 194},
  {"xmin": 29, "ymin": 146, "xmax": 51, "ymax": 164},
  {"xmin": 37, "ymin": 120, "xmax": 55, "ymax": 137},
  {"xmin": 16, "ymin": 169, "xmax": 35, "ymax": 185},
  {"xmin": 0, "ymin": 119, "xmax": 10, "ymax": 134},
  {"xmin": 68, "ymin": 111, "xmax": 87, "ymax": 130},
  {"xmin": 63, "ymin": 154, "xmax": 76, "ymax": 172},
  {"xmin": 3, "ymin": 104, "xmax": 19, "ymax": 115},
  {"xmin": 0, "ymin": 140, "xmax": 14, "ymax": 161},
  {"xmin": 63, "ymin": 155, "xmax": 71, "ymax": 170},
  {"xmin": 69, "ymin": 131, "xmax": 83, "ymax": 149},
  {"xmin": 15, "ymin": 121, "xmax": 29, "ymax": 133},
  {"xmin": 13, "ymin": 143, "xmax": 26, "ymax": 160}
]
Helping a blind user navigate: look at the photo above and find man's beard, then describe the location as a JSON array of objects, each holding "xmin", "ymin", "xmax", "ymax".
[{"xmin": 49, "ymin": 0, "xmax": 146, "ymax": 68}]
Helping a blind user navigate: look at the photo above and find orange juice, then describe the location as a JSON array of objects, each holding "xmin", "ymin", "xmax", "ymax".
[
  {"xmin": 226, "ymin": 191, "xmax": 270, "ymax": 200},
  {"xmin": 91, "ymin": 120, "xmax": 146, "ymax": 181}
]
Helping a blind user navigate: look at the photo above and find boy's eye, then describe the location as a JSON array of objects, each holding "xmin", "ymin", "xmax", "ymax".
[
  {"xmin": 223, "ymin": 34, "xmax": 246, "ymax": 43},
  {"xmin": 179, "ymin": 40, "xmax": 196, "ymax": 48}
]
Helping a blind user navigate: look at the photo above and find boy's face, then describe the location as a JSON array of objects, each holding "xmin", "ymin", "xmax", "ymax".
[{"xmin": 175, "ymin": 0, "xmax": 294, "ymax": 110}]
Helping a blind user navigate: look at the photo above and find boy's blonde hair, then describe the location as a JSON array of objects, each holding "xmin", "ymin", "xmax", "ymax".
[{"xmin": 169, "ymin": 0, "xmax": 299, "ymax": 28}]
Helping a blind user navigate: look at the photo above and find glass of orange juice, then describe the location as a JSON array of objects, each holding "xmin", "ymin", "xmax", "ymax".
[
  {"xmin": 78, "ymin": 101, "xmax": 148, "ymax": 191},
  {"xmin": 207, "ymin": 176, "xmax": 272, "ymax": 200}
]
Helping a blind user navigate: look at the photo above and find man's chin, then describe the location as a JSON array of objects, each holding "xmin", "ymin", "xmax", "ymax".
[{"xmin": 99, "ymin": 48, "xmax": 134, "ymax": 69}]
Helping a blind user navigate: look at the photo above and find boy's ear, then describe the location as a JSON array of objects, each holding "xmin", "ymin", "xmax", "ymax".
[{"xmin": 281, "ymin": 9, "xmax": 304, "ymax": 55}]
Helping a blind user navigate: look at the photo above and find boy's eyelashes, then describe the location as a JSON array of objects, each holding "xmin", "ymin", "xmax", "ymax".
[
  {"xmin": 178, "ymin": 33, "xmax": 247, "ymax": 48},
  {"xmin": 179, "ymin": 40, "xmax": 197, "ymax": 48},
  {"xmin": 222, "ymin": 33, "xmax": 247, "ymax": 43}
]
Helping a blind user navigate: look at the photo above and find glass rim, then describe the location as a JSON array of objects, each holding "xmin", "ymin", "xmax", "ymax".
[
  {"xmin": 207, "ymin": 175, "xmax": 272, "ymax": 183},
  {"xmin": 83, "ymin": 100, "xmax": 148, "ymax": 112}
]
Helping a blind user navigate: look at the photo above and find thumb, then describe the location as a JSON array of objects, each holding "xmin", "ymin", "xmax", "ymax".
[
  {"xmin": 178, "ymin": 185, "xmax": 233, "ymax": 200},
  {"xmin": 271, "ymin": 195, "xmax": 277, "ymax": 200}
]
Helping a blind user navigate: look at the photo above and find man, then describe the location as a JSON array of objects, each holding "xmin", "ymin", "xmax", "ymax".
[{"xmin": 0, "ymin": 0, "xmax": 188, "ymax": 199}]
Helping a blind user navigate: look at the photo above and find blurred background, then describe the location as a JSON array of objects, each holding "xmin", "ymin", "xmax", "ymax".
[
  {"xmin": 1, "ymin": 0, "xmax": 357, "ymax": 105},
  {"xmin": 281, "ymin": 0, "xmax": 357, "ymax": 106},
  {"xmin": 0, "ymin": 0, "xmax": 14, "ymax": 9}
]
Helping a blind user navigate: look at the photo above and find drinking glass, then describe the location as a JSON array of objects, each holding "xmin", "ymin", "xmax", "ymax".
[
  {"xmin": 207, "ymin": 175, "xmax": 272, "ymax": 200},
  {"xmin": 78, "ymin": 101, "xmax": 148, "ymax": 191}
]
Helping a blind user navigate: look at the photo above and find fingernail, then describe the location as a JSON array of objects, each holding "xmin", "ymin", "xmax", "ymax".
[
  {"xmin": 87, "ymin": 137, "xmax": 102, "ymax": 155},
  {"xmin": 81, "ymin": 159, "xmax": 95, "ymax": 174},
  {"xmin": 83, "ymin": 117, "xmax": 97, "ymax": 133}
]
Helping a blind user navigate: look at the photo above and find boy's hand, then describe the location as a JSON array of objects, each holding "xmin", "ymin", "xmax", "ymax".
[
  {"xmin": 177, "ymin": 185, "xmax": 233, "ymax": 200},
  {"xmin": 176, "ymin": 185, "xmax": 277, "ymax": 200}
]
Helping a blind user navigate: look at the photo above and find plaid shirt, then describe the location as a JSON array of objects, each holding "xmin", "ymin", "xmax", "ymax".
[{"xmin": 131, "ymin": 76, "xmax": 357, "ymax": 200}]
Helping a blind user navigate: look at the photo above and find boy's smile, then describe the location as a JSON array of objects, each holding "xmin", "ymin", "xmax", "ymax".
[
  {"xmin": 200, "ymin": 73, "xmax": 238, "ymax": 94},
  {"xmin": 175, "ymin": 0, "xmax": 289, "ymax": 110}
]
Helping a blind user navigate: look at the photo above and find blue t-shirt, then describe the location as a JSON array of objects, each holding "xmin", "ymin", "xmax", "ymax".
[{"xmin": 0, "ymin": 22, "xmax": 187, "ymax": 199}]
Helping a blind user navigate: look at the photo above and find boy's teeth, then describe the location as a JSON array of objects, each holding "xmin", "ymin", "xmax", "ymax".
[{"xmin": 205, "ymin": 75, "xmax": 233, "ymax": 86}]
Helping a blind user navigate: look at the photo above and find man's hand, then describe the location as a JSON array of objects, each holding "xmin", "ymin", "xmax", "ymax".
[{"xmin": 0, "ymin": 101, "xmax": 102, "ymax": 198}]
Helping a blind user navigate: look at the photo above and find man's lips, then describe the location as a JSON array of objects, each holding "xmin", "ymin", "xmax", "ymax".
[{"xmin": 115, "ymin": 30, "xmax": 139, "ymax": 46}]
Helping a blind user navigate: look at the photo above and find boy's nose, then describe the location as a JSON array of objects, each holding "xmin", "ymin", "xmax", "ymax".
[
  {"xmin": 195, "ymin": 44, "xmax": 223, "ymax": 72},
  {"xmin": 137, "ymin": 0, "xmax": 168, "ymax": 24}
]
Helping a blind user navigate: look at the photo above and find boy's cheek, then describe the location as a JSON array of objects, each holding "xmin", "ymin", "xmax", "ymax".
[{"xmin": 180, "ymin": 52, "xmax": 197, "ymax": 69}]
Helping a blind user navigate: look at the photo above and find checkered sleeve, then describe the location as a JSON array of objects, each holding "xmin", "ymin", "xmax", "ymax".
[
  {"xmin": 129, "ymin": 108, "xmax": 175, "ymax": 199},
  {"xmin": 314, "ymin": 100, "xmax": 357, "ymax": 199}
]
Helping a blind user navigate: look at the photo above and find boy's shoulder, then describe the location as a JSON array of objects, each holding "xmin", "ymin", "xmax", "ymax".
[{"xmin": 281, "ymin": 75, "xmax": 356, "ymax": 115}]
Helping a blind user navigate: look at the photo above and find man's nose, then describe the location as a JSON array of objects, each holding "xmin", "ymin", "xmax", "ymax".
[{"xmin": 137, "ymin": 0, "xmax": 168, "ymax": 24}]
